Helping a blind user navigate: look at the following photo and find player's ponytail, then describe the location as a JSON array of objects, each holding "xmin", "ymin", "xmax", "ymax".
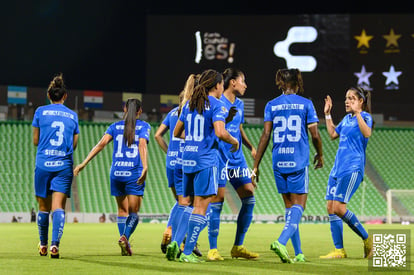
[
  {"xmin": 123, "ymin": 98, "xmax": 142, "ymax": 147},
  {"xmin": 47, "ymin": 73, "xmax": 67, "ymax": 102},
  {"xmin": 178, "ymin": 74, "xmax": 198, "ymax": 116},
  {"xmin": 189, "ymin": 69, "xmax": 222, "ymax": 114},
  {"xmin": 276, "ymin": 68, "xmax": 304, "ymax": 94},
  {"xmin": 223, "ymin": 68, "xmax": 243, "ymax": 90}
]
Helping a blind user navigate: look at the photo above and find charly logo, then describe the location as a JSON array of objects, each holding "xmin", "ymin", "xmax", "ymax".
[
  {"xmin": 195, "ymin": 31, "xmax": 236, "ymax": 64},
  {"xmin": 273, "ymin": 26, "xmax": 318, "ymax": 72}
]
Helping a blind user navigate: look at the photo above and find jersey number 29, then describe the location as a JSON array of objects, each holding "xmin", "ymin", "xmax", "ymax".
[{"xmin": 273, "ymin": 115, "xmax": 301, "ymax": 143}]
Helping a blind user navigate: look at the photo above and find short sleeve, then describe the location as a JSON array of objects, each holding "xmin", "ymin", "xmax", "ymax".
[
  {"xmin": 362, "ymin": 112, "xmax": 373, "ymax": 128},
  {"xmin": 212, "ymin": 100, "xmax": 227, "ymax": 123},
  {"xmin": 32, "ymin": 109, "xmax": 40, "ymax": 128},
  {"xmin": 162, "ymin": 111, "xmax": 171, "ymax": 128},
  {"xmin": 306, "ymin": 101, "xmax": 319, "ymax": 125},
  {"xmin": 105, "ymin": 124, "xmax": 115, "ymax": 137},
  {"xmin": 140, "ymin": 123, "xmax": 151, "ymax": 141},
  {"xmin": 264, "ymin": 102, "xmax": 272, "ymax": 122}
]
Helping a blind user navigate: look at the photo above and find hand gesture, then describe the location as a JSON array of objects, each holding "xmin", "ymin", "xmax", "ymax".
[
  {"xmin": 324, "ymin": 95, "xmax": 333, "ymax": 115},
  {"xmin": 73, "ymin": 164, "xmax": 85, "ymax": 176}
]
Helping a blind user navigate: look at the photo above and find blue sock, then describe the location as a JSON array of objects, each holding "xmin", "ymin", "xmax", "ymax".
[
  {"xmin": 117, "ymin": 216, "xmax": 127, "ymax": 236},
  {"xmin": 286, "ymin": 208, "xmax": 302, "ymax": 255},
  {"xmin": 341, "ymin": 210, "xmax": 368, "ymax": 240},
  {"xmin": 51, "ymin": 209, "xmax": 65, "ymax": 246},
  {"xmin": 123, "ymin": 213, "xmax": 139, "ymax": 240},
  {"xmin": 167, "ymin": 202, "xmax": 178, "ymax": 228},
  {"xmin": 235, "ymin": 196, "xmax": 255, "ymax": 246},
  {"xmin": 37, "ymin": 211, "xmax": 49, "ymax": 246},
  {"xmin": 329, "ymin": 214, "xmax": 344, "ymax": 249},
  {"xmin": 171, "ymin": 205, "xmax": 185, "ymax": 239},
  {"xmin": 278, "ymin": 204, "xmax": 303, "ymax": 246},
  {"xmin": 183, "ymin": 214, "xmax": 206, "ymax": 255},
  {"xmin": 173, "ymin": 205, "xmax": 193, "ymax": 246},
  {"xmin": 208, "ymin": 202, "xmax": 223, "ymax": 249}
]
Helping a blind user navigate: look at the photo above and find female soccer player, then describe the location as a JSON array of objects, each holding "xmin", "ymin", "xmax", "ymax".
[
  {"xmin": 207, "ymin": 68, "xmax": 258, "ymax": 261},
  {"xmin": 252, "ymin": 68, "xmax": 323, "ymax": 263},
  {"xmin": 320, "ymin": 87, "xmax": 373, "ymax": 259},
  {"xmin": 167, "ymin": 69, "xmax": 239, "ymax": 263},
  {"xmin": 155, "ymin": 75, "xmax": 197, "ymax": 253},
  {"xmin": 74, "ymin": 98, "xmax": 150, "ymax": 256},
  {"xmin": 32, "ymin": 73, "xmax": 79, "ymax": 258}
]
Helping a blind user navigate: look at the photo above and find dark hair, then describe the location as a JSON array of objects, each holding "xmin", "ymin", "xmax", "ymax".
[
  {"xmin": 189, "ymin": 69, "xmax": 222, "ymax": 114},
  {"xmin": 349, "ymin": 87, "xmax": 372, "ymax": 113},
  {"xmin": 275, "ymin": 68, "xmax": 304, "ymax": 94},
  {"xmin": 47, "ymin": 73, "xmax": 67, "ymax": 102},
  {"xmin": 123, "ymin": 98, "xmax": 142, "ymax": 147},
  {"xmin": 223, "ymin": 68, "xmax": 244, "ymax": 90}
]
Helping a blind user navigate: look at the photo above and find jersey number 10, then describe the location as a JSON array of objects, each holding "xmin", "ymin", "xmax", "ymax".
[{"xmin": 185, "ymin": 114, "xmax": 205, "ymax": 142}]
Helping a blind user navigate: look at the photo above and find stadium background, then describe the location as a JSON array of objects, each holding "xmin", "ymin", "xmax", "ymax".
[{"xmin": 0, "ymin": 1, "xmax": 413, "ymax": 224}]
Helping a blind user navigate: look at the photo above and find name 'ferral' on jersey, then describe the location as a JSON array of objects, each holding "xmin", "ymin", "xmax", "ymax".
[{"xmin": 264, "ymin": 94, "xmax": 319, "ymax": 173}]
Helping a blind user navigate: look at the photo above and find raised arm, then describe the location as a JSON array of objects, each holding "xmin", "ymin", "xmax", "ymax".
[{"xmin": 324, "ymin": 95, "xmax": 339, "ymax": 140}]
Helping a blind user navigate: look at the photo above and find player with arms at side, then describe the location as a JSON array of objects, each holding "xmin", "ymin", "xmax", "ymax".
[
  {"xmin": 168, "ymin": 69, "xmax": 239, "ymax": 263},
  {"xmin": 207, "ymin": 68, "xmax": 258, "ymax": 261},
  {"xmin": 33, "ymin": 73, "xmax": 79, "ymax": 258},
  {"xmin": 252, "ymin": 68, "xmax": 323, "ymax": 263},
  {"xmin": 320, "ymin": 87, "xmax": 373, "ymax": 259},
  {"xmin": 155, "ymin": 75, "xmax": 199, "ymax": 254},
  {"xmin": 74, "ymin": 98, "xmax": 150, "ymax": 256}
]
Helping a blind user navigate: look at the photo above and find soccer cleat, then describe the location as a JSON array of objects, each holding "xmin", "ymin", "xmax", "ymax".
[
  {"xmin": 293, "ymin": 253, "xmax": 307, "ymax": 262},
  {"xmin": 161, "ymin": 226, "xmax": 172, "ymax": 254},
  {"xmin": 49, "ymin": 245, "xmax": 59, "ymax": 259},
  {"xmin": 363, "ymin": 235, "xmax": 373, "ymax": 259},
  {"xmin": 118, "ymin": 235, "xmax": 132, "ymax": 256},
  {"xmin": 207, "ymin": 249, "xmax": 224, "ymax": 261},
  {"xmin": 166, "ymin": 241, "xmax": 180, "ymax": 261},
  {"xmin": 231, "ymin": 245, "xmax": 259, "ymax": 259},
  {"xmin": 270, "ymin": 240, "xmax": 292, "ymax": 263},
  {"xmin": 193, "ymin": 242, "xmax": 202, "ymax": 257},
  {"xmin": 179, "ymin": 252, "xmax": 205, "ymax": 263},
  {"xmin": 319, "ymin": 248, "xmax": 347, "ymax": 259},
  {"xmin": 38, "ymin": 243, "xmax": 48, "ymax": 256}
]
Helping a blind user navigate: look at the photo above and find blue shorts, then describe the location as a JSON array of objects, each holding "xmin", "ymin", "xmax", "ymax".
[
  {"xmin": 183, "ymin": 166, "xmax": 218, "ymax": 197},
  {"xmin": 218, "ymin": 159, "xmax": 252, "ymax": 189},
  {"xmin": 174, "ymin": 165, "xmax": 184, "ymax": 196},
  {"xmin": 325, "ymin": 171, "xmax": 363, "ymax": 203},
  {"xmin": 273, "ymin": 167, "xmax": 309, "ymax": 194},
  {"xmin": 110, "ymin": 171, "xmax": 145, "ymax": 197},
  {"xmin": 34, "ymin": 166, "xmax": 73, "ymax": 198},
  {"xmin": 167, "ymin": 167, "xmax": 175, "ymax": 188}
]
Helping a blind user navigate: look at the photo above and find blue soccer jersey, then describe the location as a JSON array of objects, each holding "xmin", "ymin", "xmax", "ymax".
[
  {"xmin": 264, "ymin": 94, "xmax": 319, "ymax": 173},
  {"xmin": 162, "ymin": 107, "xmax": 181, "ymax": 169},
  {"xmin": 179, "ymin": 95, "xmax": 227, "ymax": 173},
  {"xmin": 32, "ymin": 104, "xmax": 79, "ymax": 171},
  {"xmin": 330, "ymin": 112, "xmax": 373, "ymax": 178},
  {"xmin": 218, "ymin": 95, "xmax": 246, "ymax": 168},
  {"xmin": 105, "ymin": 119, "xmax": 151, "ymax": 181}
]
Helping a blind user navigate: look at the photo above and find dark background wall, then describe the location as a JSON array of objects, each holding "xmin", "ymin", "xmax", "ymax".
[{"xmin": 0, "ymin": 1, "xmax": 413, "ymax": 120}]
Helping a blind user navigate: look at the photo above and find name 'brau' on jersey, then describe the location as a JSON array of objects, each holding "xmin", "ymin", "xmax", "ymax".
[
  {"xmin": 106, "ymin": 120, "xmax": 151, "ymax": 181},
  {"xmin": 32, "ymin": 104, "xmax": 79, "ymax": 171},
  {"xmin": 330, "ymin": 112, "xmax": 372, "ymax": 178},
  {"xmin": 161, "ymin": 107, "xmax": 181, "ymax": 169},
  {"xmin": 218, "ymin": 95, "xmax": 245, "ymax": 168},
  {"xmin": 179, "ymin": 95, "xmax": 227, "ymax": 173},
  {"xmin": 264, "ymin": 94, "xmax": 319, "ymax": 173}
]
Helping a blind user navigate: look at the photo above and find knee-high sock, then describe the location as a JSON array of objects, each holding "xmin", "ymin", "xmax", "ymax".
[
  {"xmin": 167, "ymin": 201, "xmax": 178, "ymax": 228},
  {"xmin": 208, "ymin": 202, "xmax": 223, "ymax": 249},
  {"xmin": 171, "ymin": 205, "xmax": 185, "ymax": 239},
  {"xmin": 117, "ymin": 216, "xmax": 127, "ymax": 236},
  {"xmin": 173, "ymin": 205, "xmax": 193, "ymax": 246},
  {"xmin": 234, "ymin": 196, "xmax": 255, "ymax": 246},
  {"xmin": 51, "ymin": 209, "xmax": 65, "ymax": 246},
  {"xmin": 341, "ymin": 210, "xmax": 368, "ymax": 240},
  {"xmin": 183, "ymin": 214, "xmax": 207, "ymax": 255},
  {"xmin": 123, "ymin": 213, "xmax": 139, "ymax": 240},
  {"xmin": 329, "ymin": 214, "xmax": 344, "ymax": 249},
  {"xmin": 37, "ymin": 211, "xmax": 49, "ymax": 246},
  {"xmin": 278, "ymin": 204, "xmax": 303, "ymax": 246},
  {"xmin": 286, "ymin": 208, "xmax": 302, "ymax": 255}
]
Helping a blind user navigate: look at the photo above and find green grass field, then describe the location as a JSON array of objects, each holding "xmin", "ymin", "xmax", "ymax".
[{"xmin": 1, "ymin": 223, "xmax": 413, "ymax": 274}]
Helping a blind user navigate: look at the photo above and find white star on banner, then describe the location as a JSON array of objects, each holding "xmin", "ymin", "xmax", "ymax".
[
  {"xmin": 382, "ymin": 65, "xmax": 402, "ymax": 85},
  {"xmin": 354, "ymin": 65, "xmax": 373, "ymax": 86}
]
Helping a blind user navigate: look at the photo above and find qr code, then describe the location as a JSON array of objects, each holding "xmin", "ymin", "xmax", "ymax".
[{"xmin": 372, "ymin": 233, "xmax": 407, "ymax": 268}]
